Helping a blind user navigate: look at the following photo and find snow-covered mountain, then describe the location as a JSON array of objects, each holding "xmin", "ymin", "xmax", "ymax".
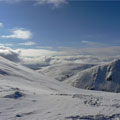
[
  {"xmin": 65, "ymin": 59, "xmax": 120, "ymax": 93},
  {"xmin": 0, "ymin": 56, "xmax": 120, "ymax": 120},
  {"xmin": 0, "ymin": 56, "xmax": 81, "ymax": 94},
  {"xmin": 39, "ymin": 60, "xmax": 120, "ymax": 93},
  {"xmin": 38, "ymin": 63, "xmax": 95, "ymax": 81}
]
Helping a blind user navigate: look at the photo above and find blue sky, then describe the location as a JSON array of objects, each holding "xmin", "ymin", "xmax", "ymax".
[{"xmin": 0, "ymin": 0, "xmax": 120, "ymax": 49}]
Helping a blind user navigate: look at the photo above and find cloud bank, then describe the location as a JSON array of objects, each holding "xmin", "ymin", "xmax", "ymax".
[
  {"xmin": 19, "ymin": 46, "xmax": 120, "ymax": 69},
  {"xmin": 0, "ymin": 45, "xmax": 120, "ymax": 70}
]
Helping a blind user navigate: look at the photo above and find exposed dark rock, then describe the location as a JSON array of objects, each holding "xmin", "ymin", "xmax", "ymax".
[{"xmin": 4, "ymin": 91, "xmax": 25, "ymax": 99}]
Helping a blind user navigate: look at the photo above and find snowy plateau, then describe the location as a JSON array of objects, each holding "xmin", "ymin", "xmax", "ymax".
[{"xmin": 0, "ymin": 56, "xmax": 120, "ymax": 120}]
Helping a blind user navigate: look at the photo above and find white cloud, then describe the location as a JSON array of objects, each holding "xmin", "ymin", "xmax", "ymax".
[
  {"xmin": 18, "ymin": 42, "xmax": 36, "ymax": 46},
  {"xmin": 0, "ymin": 43, "xmax": 13, "ymax": 47},
  {"xmin": 58, "ymin": 46, "xmax": 120, "ymax": 57},
  {"xmin": 17, "ymin": 46, "xmax": 120, "ymax": 69},
  {"xmin": 35, "ymin": 0, "xmax": 67, "ymax": 7},
  {"xmin": 17, "ymin": 46, "xmax": 120, "ymax": 59},
  {"xmin": 0, "ymin": 45, "xmax": 120, "ymax": 70},
  {"xmin": 0, "ymin": 29, "xmax": 32, "ymax": 40},
  {"xmin": 1, "ymin": 0, "xmax": 67, "ymax": 7},
  {"xmin": 19, "ymin": 48, "xmax": 59, "ymax": 57},
  {"xmin": 81, "ymin": 40, "xmax": 107, "ymax": 47},
  {"xmin": 0, "ymin": 0, "xmax": 23, "ymax": 3},
  {"xmin": 0, "ymin": 22, "xmax": 3, "ymax": 28},
  {"xmin": 20, "ymin": 51, "xmax": 120, "ymax": 70},
  {"xmin": 36, "ymin": 46, "xmax": 53, "ymax": 49}
]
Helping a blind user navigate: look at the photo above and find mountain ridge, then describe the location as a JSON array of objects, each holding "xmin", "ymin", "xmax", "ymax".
[{"xmin": 65, "ymin": 59, "xmax": 120, "ymax": 92}]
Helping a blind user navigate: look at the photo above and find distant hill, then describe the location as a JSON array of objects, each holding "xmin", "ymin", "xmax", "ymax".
[
  {"xmin": 38, "ymin": 63, "xmax": 95, "ymax": 81},
  {"xmin": 65, "ymin": 59, "xmax": 120, "ymax": 93}
]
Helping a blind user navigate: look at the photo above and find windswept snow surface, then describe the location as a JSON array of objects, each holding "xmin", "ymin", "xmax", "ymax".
[{"xmin": 0, "ymin": 56, "xmax": 120, "ymax": 120}]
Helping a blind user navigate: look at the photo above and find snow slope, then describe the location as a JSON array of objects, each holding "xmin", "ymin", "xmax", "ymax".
[
  {"xmin": 0, "ymin": 56, "xmax": 120, "ymax": 120},
  {"xmin": 65, "ymin": 59, "xmax": 120, "ymax": 93},
  {"xmin": 0, "ymin": 56, "xmax": 83, "ymax": 94},
  {"xmin": 38, "ymin": 63, "xmax": 94, "ymax": 81}
]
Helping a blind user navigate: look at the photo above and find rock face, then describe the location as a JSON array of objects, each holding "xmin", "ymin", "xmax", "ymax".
[{"xmin": 65, "ymin": 59, "xmax": 120, "ymax": 93}]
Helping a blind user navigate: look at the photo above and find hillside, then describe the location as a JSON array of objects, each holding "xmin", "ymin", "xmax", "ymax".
[
  {"xmin": 39, "ymin": 63, "xmax": 95, "ymax": 81},
  {"xmin": 0, "ymin": 56, "xmax": 120, "ymax": 120},
  {"xmin": 65, "ymin": 59, "xmax": 120, "ymax": 93}
]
